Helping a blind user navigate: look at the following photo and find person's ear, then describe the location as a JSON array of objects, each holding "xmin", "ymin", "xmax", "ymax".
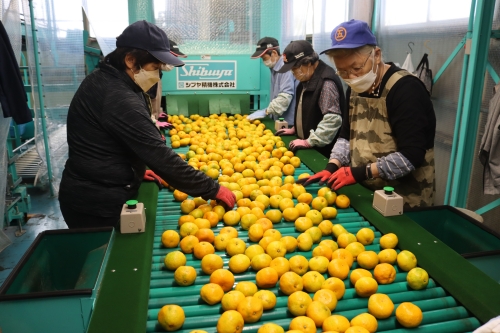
[
  {"xmin": 124, "ymin": 53, "xmax": 137, "ymax": 71},
  {"xmin": 374, "ymin": 48, "xmax": 382, "ymax": 65}
]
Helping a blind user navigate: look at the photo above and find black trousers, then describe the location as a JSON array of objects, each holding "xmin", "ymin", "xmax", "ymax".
[{"xmin": 60, "ymin": 203, "xmax": 119, "ymax": 229}]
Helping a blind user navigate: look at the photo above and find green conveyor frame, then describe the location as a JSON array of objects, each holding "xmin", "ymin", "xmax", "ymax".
[{"xmin": 84, "ymin": 118, "xmax": 500, "ymax": 332}]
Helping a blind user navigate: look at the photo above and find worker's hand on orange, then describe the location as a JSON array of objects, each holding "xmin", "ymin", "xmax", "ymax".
[
  {"xmin": 275, "ymin": 127, "xmax": 295, "ymax": 136},
  {"xmin": 144, "ymin": 170, "xmax": 162, "ymax": 182},
  {"xmin": 158, "ymin": 112, "xmax": 168, "ymax": 120},
  {"xmin": 289, "ymin": 139, "xmax": 310, "ymax": 152},
  {"xmin": 215, "ymin": 186, "xmax": 236, "ymax": 209},
  {"xmin": 143, "ymin": 170, "xmax": 167, "ymax": 188},
  {"xmin": 327, "ymin": 166, "xmax": 365, "ymax": 191},
  {"xmin": 156, "ymin": 121, "xmax": 173, "ymax": 129},
  {"xmin": 296, "ymin": 164, "xmax": 339, "ymax": 186}
]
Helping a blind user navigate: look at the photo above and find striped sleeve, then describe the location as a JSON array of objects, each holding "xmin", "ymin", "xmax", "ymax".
[
  {"xmin": 329, "ymin": 138, "xmax": 350, "ymax": 166},
  {"xmin": 376, "ymin": 152, "xmax": 415, "ymax": 180}
]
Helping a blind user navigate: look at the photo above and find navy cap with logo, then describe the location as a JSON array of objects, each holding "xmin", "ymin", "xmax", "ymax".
[
  {"xmin": 277, "ymin": 40, "xmax": 314, "ymax": 73},
  {"xmin": 116, "ymin": 20, "xmax": 184, "ymax": 67},
  {"xmin": 251, "ymin": 37, "xmax": 279, "ymax": 59},
  {"xmin": 320, "ymin": 19, "xmax": 377, "ymax": 54},
  {"xmin": 169, "ymin": 40, "xmax": 187, "ymax": 58}
]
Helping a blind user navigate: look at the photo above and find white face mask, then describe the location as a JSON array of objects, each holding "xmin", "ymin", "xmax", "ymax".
[
  {"xmin": 133, "ymin": 67, "xmax": 160, "ymax": 92},
  {"xmin": 293, "ymin": 66, "xmax": 311, "ymax": 82},
  {"xmin": 343, "ymin": 52, "xmax": 378, "ymax": 93},
  {"xmin": 162, "ymin": 64, "xmax": 175, "ymax": 72},
  {"xmin": 263, "ymin": 58, "xmax": 275, "ymax": 68}
]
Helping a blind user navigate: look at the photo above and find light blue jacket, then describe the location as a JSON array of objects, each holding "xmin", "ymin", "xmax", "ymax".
[{"xmin": 267, "ymin": 57, "xmax": 299, "ymax": 126}]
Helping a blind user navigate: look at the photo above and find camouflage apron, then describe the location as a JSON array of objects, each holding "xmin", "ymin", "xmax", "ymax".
[{"xmin": 349, "ymin": 70, "xmax": 435, "ymax": 208}]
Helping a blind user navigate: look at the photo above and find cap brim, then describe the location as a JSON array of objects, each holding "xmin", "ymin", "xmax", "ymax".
[
  {"xmin": 276, "ymin": 60, "xmax": 296, "ymax": 73},
  {"xmin": 320, "ymin": 42, "xmax": 376, "ymax": 54},
  {"xmin": 150, "ymin": 50, "xmax": 185, "ymax": 66},
  {"xmin": 251, "ymin": 48, "xmax": 267, "ymax": 59},
  {"xmin": 170, "ymin": 50, "xmax": 187, "ymax": 58}
]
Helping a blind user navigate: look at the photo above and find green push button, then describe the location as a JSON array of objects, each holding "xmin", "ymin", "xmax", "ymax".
[
  {"xmin": 383, "ymin": 186, "xmax": 394, "ymax": 195},
  {"xmin": 126, "ymin": 200, "xmax": 138, "ymax": 209},
  {"xmin": 279, "ymin": 118, "xmax": 284, "ymax": 121}
]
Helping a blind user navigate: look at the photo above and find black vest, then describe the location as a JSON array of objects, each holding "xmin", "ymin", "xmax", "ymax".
[{"xmin": 294, "ymin": 60, "xmax": 345, "ymax": 158}]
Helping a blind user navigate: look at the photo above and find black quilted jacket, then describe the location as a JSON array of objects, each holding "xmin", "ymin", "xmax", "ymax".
[{"xmin": 59, "ymin": 62, "xmax": 218, "ymax": 217}]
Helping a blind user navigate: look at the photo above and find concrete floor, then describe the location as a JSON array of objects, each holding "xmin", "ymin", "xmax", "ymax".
[{"xmin": 0, "ymin": 187, "xmax": 67, "ymax": 286}]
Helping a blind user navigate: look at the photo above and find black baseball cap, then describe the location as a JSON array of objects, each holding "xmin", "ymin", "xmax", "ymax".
[
  {"xmin": 116, "ymin": 20, "xmax": 184, "ymax": 67},
  {"xmin": 169, "ymin": 40, "xmax": 187, "ymax": 58},
  {"xmin": 251, "ymin": 37, "xmax": 279, "ymax": 59},
  {"xmin": 277, "ymin": 40, "xmax": 314, "ymax": 73}
]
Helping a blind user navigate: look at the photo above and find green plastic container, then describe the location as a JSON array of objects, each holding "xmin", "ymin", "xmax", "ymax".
[{"xmin": 0, "ymin": 228, "xmax": 113, "ymax": 333}]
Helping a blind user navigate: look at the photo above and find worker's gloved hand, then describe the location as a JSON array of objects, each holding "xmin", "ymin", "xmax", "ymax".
[
  {"xmin": 247, "ymin": 109, "xmax": 267, "ymax": 120},
  {"xmin": 215, "ymin": 186, "xmax": 236, "ymax": 209},
  {"xmin": 156, "ymin": 121, "xmax": 173, "ymax": 129},
  {"xmin": 275, "ymin": 127, "xmax": 295, "ymax": 136},
  {"xmin": 289, "ymin": 139, "xmax": 310, "ymax": 152},
  {"xmin": 144, "ymin": 170, "xmax": 165, "ymax": 189},
  {"xmin": 158, "ymin": 112, "xmax": 168, "ymax": 120},
  {"xmin": 473, "ymin": 315, "xmax": 500, "ymax": 333},
  {"xmin": 296, "ymin": 163, "xmax": 339, "ymax": 186},
  {"xmin": 327, "ymin": 166, "xmax": 366, "ymax": 191}
]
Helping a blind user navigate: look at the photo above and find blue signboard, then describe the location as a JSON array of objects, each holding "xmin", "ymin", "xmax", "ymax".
[{"xmin": 176, "ymin": 60, "xmax": 237, "ymax": 90}]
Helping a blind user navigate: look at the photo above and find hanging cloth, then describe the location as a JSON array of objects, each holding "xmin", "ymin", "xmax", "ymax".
[
  {"xmin": 401, "ymin": 53, "xmax": 415, "ymax": 73},
  {"xmin": 413, "ymin": 53, "xmax": 433, "ymax": 95},
  {"xmin": 0, "ymin": 20, "xmax": 32, "ymax": 124},
  {"xmin": 478, "ymin": 83, "xmax": 500, "ymax": 195}
]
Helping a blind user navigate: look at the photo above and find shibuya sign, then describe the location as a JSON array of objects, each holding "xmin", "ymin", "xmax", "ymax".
[{"xmin": 176, "ymin": 60, "xmax": 237, "ymax": 90}]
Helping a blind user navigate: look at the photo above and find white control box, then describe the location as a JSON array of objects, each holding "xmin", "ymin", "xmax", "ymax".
[
  {"xmin": 275, "ymin": 118, "xmax": 288, "ymax": 131},
  {"xmin": 120, "ymin": 200, "xmax": 146, "ymax": 233},
  {"xmin": 372, "ymin": 187, "xmax": 404, "ymax": 217}
]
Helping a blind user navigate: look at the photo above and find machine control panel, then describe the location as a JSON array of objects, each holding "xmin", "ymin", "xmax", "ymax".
[
  {"xmin": 120, "ymin": 200, "xmax": 146, "ymax": 233},
  {"xmin": 372, "ymin": 187, "xmax": 404, "ymax": 217}
]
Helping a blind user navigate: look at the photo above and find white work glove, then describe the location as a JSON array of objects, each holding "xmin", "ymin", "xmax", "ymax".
[
  {"xmin": 474, "ymin": 316, "xmax": 500, "ymax": 333},
  {"xmin": 247, "ymin": 109, "xmax": 267, "ymax": 120}
]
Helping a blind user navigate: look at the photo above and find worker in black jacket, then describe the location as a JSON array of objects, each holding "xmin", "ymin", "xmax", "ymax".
[
  {"xmin": 275, "ymin": 40, "xmax": 345, "ymax": 158},
  {"xmin": 59, "ymin": 21, "xmax": 235, "ymax": 229}
]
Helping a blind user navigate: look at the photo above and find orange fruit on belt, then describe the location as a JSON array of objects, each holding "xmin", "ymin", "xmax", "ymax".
[
  {"xmin": 335, "ymin": 194, "xmax": 350, "ymax": 209},
  {"xmin": 201, "ymin": 253, "xmax": 224, "ymax": 275},
  {"xmin": 210, "ymin": 268, "xmax": 235, "ymax": 292},
  {"xmin": 164, "ymin": 251, "xmax": 186, "ymax": 271},
  {"xmin": 216, "ymin": 310, "xmax": 244, "ymax": 333},
  {"xmin": 236, "ymin": 296, "xmax": 264, "ymax": 323},
  {"xmin": 256, "ymin": 267, "xmax": 279, "ymax": 289},
  {"xmin": 174, "ymin": 266, "xmax": 197, "ymax": 286},
  {"xmin": 395, "ymin": 302, "xmax": 423, "ymax": 328},
  {"xmin": 254, "ymin": 290, "xmax": 277, "ymax": 310},
  {"xmin": 287, "ymin": 291, "xmax": 312, "ymax": 316},
  {"xmin": 200, "ymin": 283, "xmax": 224, "ymax": 305},
  {"xmin": 373, "ymin": 263, "xmax": 397, "ymax": 285},
  {"xmin": 368, "ymin": 293, "xmax": 394, "ymax": 319},
  {"xmin": 221, "ymin": 290, "xmax": 246, "ymax": 312},
  {"xmin": 322, "ymin": 277, "xmax": 346, "ymax": 300},
  {"xmin": 157, "ymin": 304, "xmax": 185, "ymax": 332}
]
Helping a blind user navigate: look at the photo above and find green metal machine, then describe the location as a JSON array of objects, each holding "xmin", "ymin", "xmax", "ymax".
[{"xmin": 0, "ymin": 228, "xmax": 113, "ymax": 333}]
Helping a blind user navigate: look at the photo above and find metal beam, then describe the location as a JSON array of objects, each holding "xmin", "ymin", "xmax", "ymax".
[
  {"xmin": 433, "ymin": 37, "xmax": 466, "ymax": 85},
  {"xmin": 486, "ymin": 61, "xmax": 500, "ymax": 84},
  {"xmin": 28, "ymin": 0, "xmax": 54, "ymax": 196},
  {"xmin": 449, "ymin": 0, "xmax": 495, "ymax": 207}
]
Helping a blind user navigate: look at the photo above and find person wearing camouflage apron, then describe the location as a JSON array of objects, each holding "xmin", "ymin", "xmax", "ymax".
[
  {"xmin": 299, "ymin": 19, "xmax": 436, "ymax": 210},
  {"xmin": 349, "ymin": 70, "xmax": 435, "ymax": 208}
]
